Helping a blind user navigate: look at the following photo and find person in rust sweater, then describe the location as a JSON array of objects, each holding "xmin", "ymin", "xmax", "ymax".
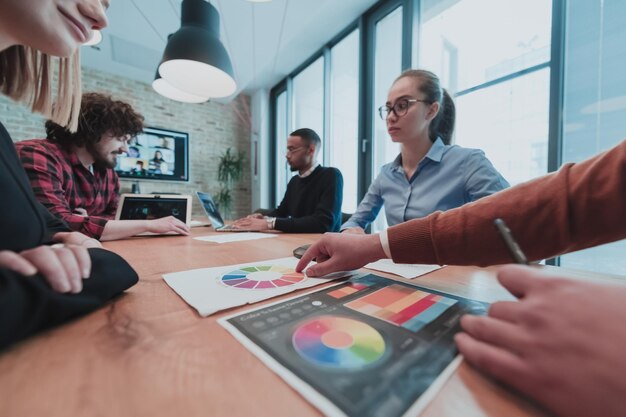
[{"xmin": 296, "ymin": 139, "xmax": 626, "ymax": 417}]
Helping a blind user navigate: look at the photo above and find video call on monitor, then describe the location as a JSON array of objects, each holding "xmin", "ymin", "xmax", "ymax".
[{"xmin": 115, "ymin": 126, "xmax": 189, "ymax": 182}]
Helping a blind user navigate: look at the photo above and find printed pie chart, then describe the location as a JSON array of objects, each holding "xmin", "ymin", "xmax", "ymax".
[
  {"xmin": 292, "ymin": 316, "xmax": 386, "ymax": 369},
  {"xmin": 220, "ymin": 265, "xmax": 305, "ymax": 290}
]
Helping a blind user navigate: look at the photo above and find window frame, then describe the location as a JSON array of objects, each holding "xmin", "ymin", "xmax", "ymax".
[{"xmin": 269, "ymin": 0, "xmax": 567, "ymax": 264}]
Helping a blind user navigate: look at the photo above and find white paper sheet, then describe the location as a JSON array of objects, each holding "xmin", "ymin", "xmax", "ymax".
[
  {"xmin": 193, "ymin": 232, "xmax": 278, "ymax": 243},
  {"xmin": 189, "ymin": 219, "xmax": 210, "ymax": 228},
  {"xmin": 364, "ymin": 259, "xmax": 442, "ymax": 279},
  {"xmin": 163, "ymin": 257, "xmax": 354, "ymax": 317}
]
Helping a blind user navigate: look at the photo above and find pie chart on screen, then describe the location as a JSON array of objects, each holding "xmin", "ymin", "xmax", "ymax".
[
  {"xmin": 292, "ymin": 316, "xmax": 386, "ymax": 370},
  {"xmin": 220, "ymin": 265, "xmax": 305, "ymax": 290}
]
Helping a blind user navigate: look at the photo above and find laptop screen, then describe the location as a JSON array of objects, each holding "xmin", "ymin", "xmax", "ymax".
[
  {"xmin": 196, "ymin": 192, "xmax": 225, "ymax": 228},
  {"xmin": 117, "ymin": 195, "xmax": 188, "ymax": 223}
]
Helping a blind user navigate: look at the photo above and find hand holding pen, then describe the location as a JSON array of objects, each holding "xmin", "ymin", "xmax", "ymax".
[{"xmin": 494, "ymin": 218, "xmax": 529, "ymax": 265}]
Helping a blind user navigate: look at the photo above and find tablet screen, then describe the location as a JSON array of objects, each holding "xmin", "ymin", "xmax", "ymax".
[{"xmin": 118, "ymin": 196, "xmax": 188, "ymax": 223}]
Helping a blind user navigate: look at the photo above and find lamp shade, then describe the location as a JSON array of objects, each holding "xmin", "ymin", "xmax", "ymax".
[
  {"xmin": 158, "ymin": 0, "xmax": 236, "ymax": 98},
  {"xmin": 83, "ymin": 30, "xmax": 102, "ymax": 46},
  {"xmin": 153, "ymin": 71, "xmax": 210, "ymax": 103}
]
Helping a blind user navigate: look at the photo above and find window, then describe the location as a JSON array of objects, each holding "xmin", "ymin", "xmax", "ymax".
[
  {"xmin": 419, "ymin": 0, "xmax": 553, "ymax": 185},
  {"xmin": 559, "ymin": 0, "xmax": 626, "ymax": 276},
  {"xmin": 371, "ymin": 6, "xmax": 404, "ymax": 231},
  {"xmin": 272, "ymin": 57, "xmax": 325, "ymax": 206},
  {"xmin": 274, "ymin": 91, "xmax": 288, "ymax": 206},
  {"xmin": 269, "ymin": 0, "xmax": 624, "ymax": 276},
  {"xmin": 292, "ymin": 57, "xmax": 325, "ymax": 158},
  {"xmin": 328, "ymin": 29, "xmax": 360, "ymax": 213},
  {"xmin": 454, "ymin": 69, "xmax": 550, "ymax": 184}
]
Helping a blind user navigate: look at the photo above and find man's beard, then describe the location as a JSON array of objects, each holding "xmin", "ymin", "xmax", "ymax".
[
  {"xmin": 95, "ymin": 153, "xmax": 119, "ymax": 169},
  {"xmin": 89, "ymin": 145, "xmax": 118, "ymax": 169}
]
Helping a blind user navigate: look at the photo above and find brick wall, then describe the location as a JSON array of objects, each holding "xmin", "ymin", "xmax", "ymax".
[{"xmin": 0, "ymin": 66, "xmax": 251, "ymax": 219}]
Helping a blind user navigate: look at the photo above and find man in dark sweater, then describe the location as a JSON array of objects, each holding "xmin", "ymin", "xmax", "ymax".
[{"xmin": 233, "ymin": 128, "xmax": 343, "ymax": 233}]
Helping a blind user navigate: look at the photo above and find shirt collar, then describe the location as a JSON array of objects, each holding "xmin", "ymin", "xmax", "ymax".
[
  {"xmin": 299, "ymin": 163, "xmax": 320, "ymax": 178},
  {"xmin": 391, "ymin": 137, "xmax": 446, "ymax": 171},
  {"xmin": 426, "ymin": 137, "xmax": 446, "ymax": 162},
  {"xmin": 54, "ymin": 142, "xmax": 84, "ymax": 168},
  {"xmin": 62, "ymin": 144, "xmax": 101, "ymax": 174}
]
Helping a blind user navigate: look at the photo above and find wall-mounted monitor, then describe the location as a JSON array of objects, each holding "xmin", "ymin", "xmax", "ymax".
[{"xmin": 115, "ymin": 126, "xmax": 189, "ymax": 182}]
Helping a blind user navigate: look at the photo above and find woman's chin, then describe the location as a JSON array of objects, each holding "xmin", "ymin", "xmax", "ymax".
[{"xmin": 37, "ymin": 35, "xmax": 79, "ymax": 58}]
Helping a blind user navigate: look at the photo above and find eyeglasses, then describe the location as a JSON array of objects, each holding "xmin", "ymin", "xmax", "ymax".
[
  {"xmin": 378, "ymin": 98, "xmax": 431, "ymax": 120},
  {"xmin": 284, "ymin": 146, "xmax": 308, "ymax": 156}
]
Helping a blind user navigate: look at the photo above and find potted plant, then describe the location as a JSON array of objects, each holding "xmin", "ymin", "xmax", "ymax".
[{"xmin": 215, "ymin": 147, "xmax": 245, "ymax": 219}]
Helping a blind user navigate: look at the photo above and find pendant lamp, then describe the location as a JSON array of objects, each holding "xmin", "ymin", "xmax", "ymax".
[
  {"xmin": 152, "ymin": 71, "xmax": 210, "ymax": 103},
  {"xmin": 153, "ymin": 33, "xmax": 211, "ymax": 103},
  {"xmin": 157, "ymin": 0, "xmax": 236, "ymax": 99},
  {"xmin": 84, "ymin": 30, "xmax": 102, "ymax": 46}
]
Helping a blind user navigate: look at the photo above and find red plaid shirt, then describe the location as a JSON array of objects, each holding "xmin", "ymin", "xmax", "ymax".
[{"xmin": 15, "ymin": 139, "xmax": 119, "ymax": 239}]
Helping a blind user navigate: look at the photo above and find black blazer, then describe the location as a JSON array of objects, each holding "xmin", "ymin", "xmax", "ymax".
[{"xmin": 0, "ymin": 122, "xmax": 138, "ymax": 350}]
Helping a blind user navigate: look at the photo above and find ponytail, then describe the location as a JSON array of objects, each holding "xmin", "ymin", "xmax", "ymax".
[{"xmin": 429, "ymin": 88, "xmax": 455, "ymax": 145}]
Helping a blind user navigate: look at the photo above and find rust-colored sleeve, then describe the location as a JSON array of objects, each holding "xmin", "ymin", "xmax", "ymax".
[{"xmin": 387, "ymin": 140, "xmax": 626, "ymax": 266}]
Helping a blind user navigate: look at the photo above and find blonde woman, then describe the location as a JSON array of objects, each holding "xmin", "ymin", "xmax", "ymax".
[{"xmin": 0, "ymin": 0, "xmax": 137, "ymax": 350}]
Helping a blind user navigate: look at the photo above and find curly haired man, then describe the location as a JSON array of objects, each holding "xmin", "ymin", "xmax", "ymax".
[{"xmin": 16, "ymin": 93, "xmax": 189, "ymax": 241}]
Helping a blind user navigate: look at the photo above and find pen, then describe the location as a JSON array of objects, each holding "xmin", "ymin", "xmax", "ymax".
[{"xmin": 493, "ymin": 218, "xmax": 529, "ymax": 265}]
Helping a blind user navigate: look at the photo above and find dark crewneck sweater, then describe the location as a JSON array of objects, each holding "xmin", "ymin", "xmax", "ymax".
[{"xmin": 271, "ymin": 165, "xmax": 343, "ymax": 233}]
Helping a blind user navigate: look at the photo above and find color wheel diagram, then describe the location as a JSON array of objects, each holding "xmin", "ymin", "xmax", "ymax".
[
  {"xmin": 220, "ymin": 265, "xmax": 305, "ymax": 290},
  {"xmin": 292, "ymin": 316, "xmax": 386, "ymax": 370}
]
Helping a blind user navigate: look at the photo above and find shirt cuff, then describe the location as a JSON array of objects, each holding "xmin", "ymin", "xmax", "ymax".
[
  {"xmin": 379, "ymin": 231, "xmax": 392, "ymax": 258},
  {"xmin": 340, "ymin": 222, "xmax": 358, "ymax": 231}
]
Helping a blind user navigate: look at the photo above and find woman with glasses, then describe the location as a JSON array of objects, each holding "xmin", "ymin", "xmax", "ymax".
[
  {"xmin": 342, "ymin": 69, "xmax": 508, "ymax": 233},
  {"xmin": 0, "ymin": 0, "xmax": 137, "ymax": 350}
]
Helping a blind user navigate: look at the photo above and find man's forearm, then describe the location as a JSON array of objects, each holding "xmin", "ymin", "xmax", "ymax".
[
  {"xmin": 387, "ymin": 140, "xmax": 626, "ymax": 266},
  {"xmin": 100, "ymin": 220, "xmax": 149, "ymax": 241}
]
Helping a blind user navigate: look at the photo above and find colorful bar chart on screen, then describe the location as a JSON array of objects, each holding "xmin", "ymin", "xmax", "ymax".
[
  {"xmin": 327, "ymin": 282, "xmax": 370, "ymax": 299},
  {"xmin": 345, "ymin": 284, "xmax": 458, "ymax": 332}
]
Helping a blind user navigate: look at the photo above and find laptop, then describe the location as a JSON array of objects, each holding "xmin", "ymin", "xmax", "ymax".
[
  {"xmin": 115, "ymin": 193, "xmax": 192, "ymax": 234},
  {"xmin": 196, "ymin": 191, "xmax": 261, "ymax": 232}
]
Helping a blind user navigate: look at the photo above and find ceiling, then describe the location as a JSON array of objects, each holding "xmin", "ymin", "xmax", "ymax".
[{"xmin": 81, "ymin": 0, "xmax": 379, "ymax": 100}]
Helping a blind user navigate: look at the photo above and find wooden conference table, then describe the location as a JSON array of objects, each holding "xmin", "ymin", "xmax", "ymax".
[{"xmin": 0, "ymin": 228, "xmax": 622, "ymax": 417}]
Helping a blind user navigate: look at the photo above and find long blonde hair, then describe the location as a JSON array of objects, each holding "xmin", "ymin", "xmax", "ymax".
[{"xmin": 0, "ymin": 45, "xmax": 82, "ymax": 131}]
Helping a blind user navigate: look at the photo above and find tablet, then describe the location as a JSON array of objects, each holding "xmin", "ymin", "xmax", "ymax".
[{"xmin": 115, "ymin": 193, "xmax": 192, "ymax": 226}]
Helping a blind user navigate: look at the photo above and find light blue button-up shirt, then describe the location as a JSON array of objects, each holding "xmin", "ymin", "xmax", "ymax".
[{"xmin": 342, "ymin": 138, "xmax": 509, "ymax": 230}]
